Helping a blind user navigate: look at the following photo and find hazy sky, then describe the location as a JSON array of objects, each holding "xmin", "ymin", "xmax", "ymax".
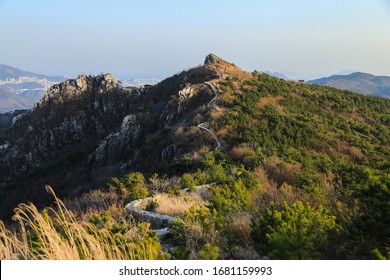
[{"xmin": 0, "ymin": 0, "xmax": 389, "ymax": 79}]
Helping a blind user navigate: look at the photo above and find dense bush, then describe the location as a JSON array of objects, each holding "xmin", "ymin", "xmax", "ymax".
[{"xmin": 252, "ymin": 201, "xmax": 339, "ymax": 259}]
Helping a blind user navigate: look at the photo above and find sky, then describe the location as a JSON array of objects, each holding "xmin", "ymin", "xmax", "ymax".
[{"xmin": 0, "ymin": 0, "xmax": 389, "ymax": 80}]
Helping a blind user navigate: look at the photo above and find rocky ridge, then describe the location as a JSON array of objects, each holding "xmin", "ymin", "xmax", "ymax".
[
  {"xmin": 0, "ymin": 54, "xmax": 243, "ymax": 220},
  {"xmin": 0, "ymin": 73, "xmax": 139, "ymax": 180}
]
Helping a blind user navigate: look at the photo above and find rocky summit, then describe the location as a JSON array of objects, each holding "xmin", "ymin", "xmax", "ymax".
[{"xmin": 0, "ymin": 55, "xmax": 237, "ymax": 219}]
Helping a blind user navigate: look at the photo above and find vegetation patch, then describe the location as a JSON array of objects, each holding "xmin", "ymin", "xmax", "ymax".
[{"xmin": 153, "ymin": 191, "xmax": 209, "ymax": 216}]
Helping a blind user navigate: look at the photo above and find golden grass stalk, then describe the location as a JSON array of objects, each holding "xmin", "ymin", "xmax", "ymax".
[
  {"xmin": 0, "ymin": 220, "xmax": 29, "ymax": 259},
  {"xmin": 0, "ymin": 186, "xmax": 160, "ymax": 260}
]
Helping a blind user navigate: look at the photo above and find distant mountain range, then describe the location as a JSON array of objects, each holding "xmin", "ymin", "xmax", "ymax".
[
  {"xmin": 0, "ymin": 63, "xmax": 65, "ymax": 113},
  {"xmin": 0, "ymin": 87, "xmax": 30, "ymax": 113},
  {"xmin": 308, "ymin": 72, "xmax": 390, "ymax": 98},
  {"xmin": 264, "ymin": 71, "xmax": 290, "ymax": 80},
  {"xmin": 0, "ymin": 63, "xmax": 64, "ymax": 81}
]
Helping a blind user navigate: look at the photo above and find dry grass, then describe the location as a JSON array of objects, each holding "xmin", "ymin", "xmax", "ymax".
[
  {"xmin": 263, "ymin": 158, "xmax": 301, "ymax": 187},
  {"xmin": 192, "ymin": 145, "xmax": 211, "ymax": 161},
  {"xmin": 217, "ymin": 124, "xmax": 233, "ymax": 138},
  {"xmin": 154, "ymin": 192, "xmax": 209, "ymax": 216},
  {"xmin": 0, "ymin": 221, "xmax": 27, "ymax": 260},
  {"xmin": 214, "ymin": 63, "xmax": 252, "ymax": 81},
  {"xmin": 210, "ymin": 109, "xmax": 225, "ymax": 120},
  {"xmin": 218, "ymin": 86, "xmax": 236, "ymax": 103},
  {"xmin": 64, "ymin": 189, "xmax": 124, "ymax": 215},
  {"xmin": 223, "ymin": 212, "xmax": 260, "ymax": 259},
  {"xmin": 62, "ymin": 189, "xmax": 138, "ymax": 228},
  {"xmin": 339, "ymin": 141, "xmax": 364, "ymax": 160},
  {"xmin": 0, "ymin": 186, "xmax": 160, "ymax": 260},
  {"xmin": 256, "ymin": 96, "xmax": 284, "ymax": 108}
]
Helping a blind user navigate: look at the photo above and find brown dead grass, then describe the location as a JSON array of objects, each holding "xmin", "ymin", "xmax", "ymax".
[
  {"xmin": 64, "ymin": 189, "xmax": 124, "ymax": 214},
  {"xmin": 217, "ymin": 84, "xmax": 236, "ymax": 103},
  {"xmin": 0, "ymin": 186, "xmax": 159, "ymax": 260},
  {"xmin": 339, "ymin": 141, "xmax": 364, "ymax": 160},
  {"xmin": 210, "ymin": 109, "xmax": 225, "ymax": 120},
  {"xmin": 154, "ymin": 192, "xmax": 209, "ymax": 216},
  {"xmin": 263, "ymin": 158, "xmax": 301, "ymax": 187},
  {"xmin": 341, "ymin": 112, "xmax": 365, "ymax": 123},
  {"xmin": 256, "ymin": 96, "xmax": 284, "ymax": 108},
  {"xmin": 217, "ymin": 124, "xmax": 233, "ymax": 138},
  {"xmin": 214, "ymin": 63, "xmax": 252, "ymax": 81}
]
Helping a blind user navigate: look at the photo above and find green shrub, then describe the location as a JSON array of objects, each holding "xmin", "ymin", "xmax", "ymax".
[
  {"xmin": 180, "ymin": 173, "xmax": 196, "ymax": 191},
  {"xmin": 145, "ymin": 200, "xmax": 159, "ymax": 212},
  {"xmin": 252, "ymin": 201, "xmax": 339, "ymax": 259},
  {"xmin": 199, "ymin": 243, "xmax": 219, "ymax": 260}
]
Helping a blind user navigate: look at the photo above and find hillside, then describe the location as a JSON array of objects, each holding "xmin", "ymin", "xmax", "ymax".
[
  {"xmin": 0, "ymin": 87, "xmax": 30, "ymax": 112},
  {"xmin": 0, "ymin": 55, "xmax": 389, "ymax": 260},
  {"xmin": 308, "ymin": 72, "xmax": 390, "ymax": 98}
]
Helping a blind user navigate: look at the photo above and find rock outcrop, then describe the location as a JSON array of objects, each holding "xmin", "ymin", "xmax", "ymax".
[
  {"xmin": 0, "ymin": 73, "xmax": 140, "ymax": 185},
  {"xmin": 204, "ymin": 53, "xmax": 251, "ymax": 80},
  {"xmin": 88, "ymin": 113, "xmax": 142, "ymax": 166},
  {"xmin": 0, "ymin": 55, "xmax": 240, "ymax": 220}
]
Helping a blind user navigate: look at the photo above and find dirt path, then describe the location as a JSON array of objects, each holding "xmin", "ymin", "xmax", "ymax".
[
  {"xmin": 196, "ymin": 78, "xmax": 221, "ymax": 150},
  {"xmin": 197, "ymin": 122, "xmax": 221, "ymax": 150},
  {"xmin": 204, "ymin": 81, "xmax": 219, "ymax": 107}
]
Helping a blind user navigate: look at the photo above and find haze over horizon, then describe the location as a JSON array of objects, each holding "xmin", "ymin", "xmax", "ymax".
[{"xmin": 0, "ymin": 0, "xmax": 389, "ymax": 80}]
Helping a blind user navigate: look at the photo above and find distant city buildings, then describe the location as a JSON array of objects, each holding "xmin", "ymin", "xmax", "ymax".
[
  {"xmin": 121, "ymin": 79, "xmax": 160, "ymax": 87},
  {"xmin": 0, "ymin": 76, "xmax": 58, "ymax": 92}
]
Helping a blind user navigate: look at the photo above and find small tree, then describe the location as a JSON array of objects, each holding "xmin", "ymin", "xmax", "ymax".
[
  {"xmin": 252, "ymin": 201, "xmax": 339, "ymax": 259},
  {"xmin": 123, "ymin": 172, "xmax": 149, "ymax": 201},
  {"xmin": 180, "ymin": 173, "xmax": 196, "ymax": 191},
  {"xmin": 199, "ymin": 243, "xmax": 219, "ymax": 260}
]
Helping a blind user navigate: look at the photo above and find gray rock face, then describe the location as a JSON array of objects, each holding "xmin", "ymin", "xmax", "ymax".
[
  {"xmin": 204, "ymin": 53, "xmax": 222, "ymax": 65},
  {"xmin": 89, "ymin": 113, "xmax": 142, "ymax": 166},
  {"xmin": 34, "ymin": 73, "xmax": 120, "ymax": 110},
  {"xmin": 0, "ymin": 73, "xmax": 139, "ymax": 183},
  {"xmin": 11, "ymin": 114, "xmax": 23, "ymax": 126},
  {"xmin": 158, "ymin": 83, "xmax": 209, "ymax": 127},
  {"xmin": 161, "ymin": 144, "xmax": 177, "ymax": 163}
]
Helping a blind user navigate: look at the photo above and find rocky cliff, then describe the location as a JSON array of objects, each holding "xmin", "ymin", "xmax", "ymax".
[{"xmin": 0, "ymin": 54, "xmax": 238, "ymax": 219}]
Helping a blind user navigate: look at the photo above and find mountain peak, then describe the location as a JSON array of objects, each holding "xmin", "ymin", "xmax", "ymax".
[
  {"xmin": 204, "ymin": 54, "xmax": 251, "ymax": 79},
  {"xmin": 204, "ymin": 54, "xmax": 226, "ymax": 65}
]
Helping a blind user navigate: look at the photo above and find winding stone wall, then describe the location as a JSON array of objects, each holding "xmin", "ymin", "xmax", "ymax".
[{"xmin": 125, "ymin": 197, "xmax": 175, "ymax": 229}]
